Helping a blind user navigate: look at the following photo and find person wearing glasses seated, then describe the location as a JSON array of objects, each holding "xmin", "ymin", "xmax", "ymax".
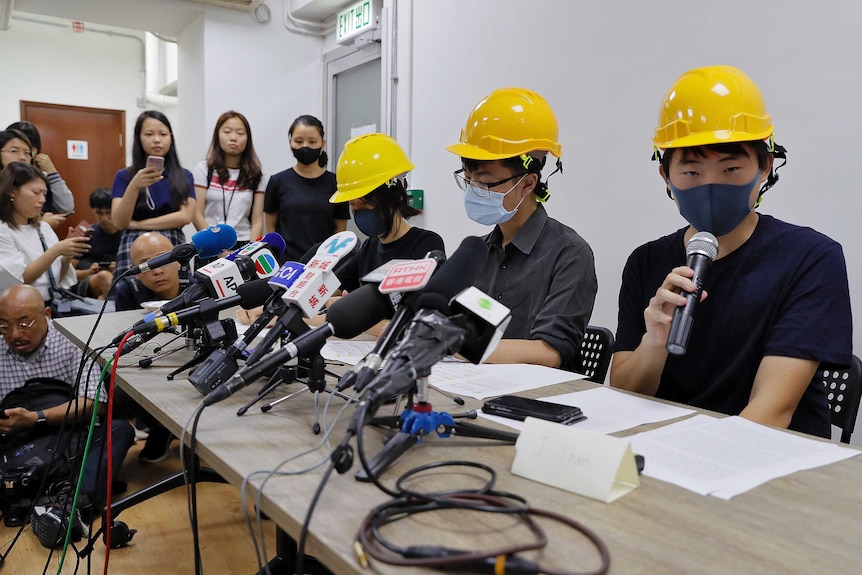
[
  {"xmin": 446, "ymin": 87, "xmax": 597, "ymax": 371},
  {"xmin": 0, "ymin": 284, "xmax": 134, "ymax": 520}
]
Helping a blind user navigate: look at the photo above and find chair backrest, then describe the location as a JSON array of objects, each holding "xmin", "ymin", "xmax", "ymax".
[
  {"xmin": 579, "ymin": 325, "xmax": 615, "ymax": 384},
  {"xmin": 814, "ymin": 355, "xmax": 862, "ymax": 443}
]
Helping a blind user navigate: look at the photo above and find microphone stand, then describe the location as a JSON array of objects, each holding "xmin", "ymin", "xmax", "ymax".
[
  {"xmin": 354, "ymin": 370, "xmax": 518, "ymax": 482},
  {"xmin": 165, "ymin": 301, "xmax": 238, "ymax": 380}
]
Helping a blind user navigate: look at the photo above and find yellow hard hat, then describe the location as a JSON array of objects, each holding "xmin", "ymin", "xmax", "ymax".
[
  {"xmin": 331, "ymin": 133, "xmax": 415, "ymax": 203},
  {"xmin": 447, "ymin": 87, "xmax": 562, "ymax": 160},
  {"xmin": 654, "ymin": 65, "xmax": 774, "ymax": 149}
]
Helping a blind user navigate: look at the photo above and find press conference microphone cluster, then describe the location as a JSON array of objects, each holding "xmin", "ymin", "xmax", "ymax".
[
  {"xmin": 112, "ymin": 233, "xmax": 287, "ymax": 346},
  {"xmin": 665, "ymin": 231, "xmax": 719, "ymax": 356},
  {"xmin": 116, "ymin": 280, "xmax": 272, "ymax": 354},
  {"xmin": 243, "ymin": 231, "xmax": 359, "ymax": 366},
  {"xmin": 202, "ymin": 281, "xmax": 391, "ymax": 406},
  {"xmin": 125, "ymin": 224, "xmax": 237, "ymax": 276},
  {"xmin": 336, "ymin": 250, "xmax": 447, "ymax": 393}
]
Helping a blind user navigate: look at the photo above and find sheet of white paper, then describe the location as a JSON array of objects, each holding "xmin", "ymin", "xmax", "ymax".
[
  {"xmin": 477, "ymin": 386, "xmax": 695, "ymax": 434},
  {"xmin": 629, "ymin": 415, "xmax": 860, "ymax": 499},
  {"xmin": 429, "ymin": 363, "xmax": 584, "ymax": 400},
  {"xmin": 234, "ymin": 323, "xmax": 270, "ymax": 340},
  {"xmin": 320, "ymin": 340, "xmax": 376, "ymax": 365}
]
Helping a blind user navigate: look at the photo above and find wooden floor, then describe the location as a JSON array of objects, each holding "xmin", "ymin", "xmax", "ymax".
[{"xmin": 0, "ymin": 435, "xmax": 276, "ymax": 574}]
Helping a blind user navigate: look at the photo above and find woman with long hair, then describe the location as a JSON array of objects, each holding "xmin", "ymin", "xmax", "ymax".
[
  {"xmin": 193, "ymin": 111, "xmax": 266, "ymax": 248},
  {"xmin": 0, "ymin": 162, "xmax": 89, "ymax": 300},
  {"xmin": 263, "ymin": 115, "xmax": 349, "ymax": 263},
  {"xmin": 111, "ymin": 110, "xmax": 195, "ymax": 278}
]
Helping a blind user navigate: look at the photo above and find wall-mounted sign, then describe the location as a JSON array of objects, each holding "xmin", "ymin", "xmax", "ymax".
[
  {"xmin": 67, "ymin": 140, "xmax": 88, "ymax": 160},
  {"xmin": 337, "ymin": 0, "xmax": 378, "ymax": 45}
]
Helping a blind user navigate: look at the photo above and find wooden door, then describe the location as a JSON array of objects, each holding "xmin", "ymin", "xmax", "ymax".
[{"xmin": 20, "ymin": 101, "xmax": 125, "ymax": 237}]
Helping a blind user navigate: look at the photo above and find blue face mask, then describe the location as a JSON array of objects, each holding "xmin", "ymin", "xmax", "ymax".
[
  {"xmin": 353, "ymin": 206, "xmax": 388, "ymax": 237},
  {"xmin": 669, "ymin": 172, "xmax": 760, "ymax": 236},
  {"xmin": 463, "ymin": 176, "xmax": 527, "ymax": 226}
]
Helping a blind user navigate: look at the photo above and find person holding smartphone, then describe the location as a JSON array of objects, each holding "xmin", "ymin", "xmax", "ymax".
[
  {"xmin": 110, "ymin": 110, "xmax": 195, "ymax": 280},
  {"xmin": 5, "ymin": 121, "xmax": 76, "ymax": 230},
  {"xmin": 0, "ymin": 162, "xmax": 89, "ymax": 301},
  {"xmin": 70, "ymin": 187, "xmax": 120, "ymax": 299}
]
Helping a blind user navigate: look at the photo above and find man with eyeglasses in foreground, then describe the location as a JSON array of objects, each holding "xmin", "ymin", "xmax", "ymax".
[
  {"xmin": 446, "ymin": 88, "xmax": 597, "ymax": 370},
  {"xmin": 0, "ymin": 284, "xmax": 133, "ymax": 518}
]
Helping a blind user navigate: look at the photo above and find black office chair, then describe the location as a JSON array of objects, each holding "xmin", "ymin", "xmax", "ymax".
[
  {"xmin": 579, "ymin": 325, "xmax": 615, "ymax": 384},
  {"xmin": 814, "ymin": 355, "xmax": 862, "ymax": 443}
]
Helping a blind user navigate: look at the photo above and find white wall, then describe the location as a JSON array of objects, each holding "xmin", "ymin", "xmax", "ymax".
[{"xmin": 0, "ymin": 16, "xmax": 145, "ymax": 161}]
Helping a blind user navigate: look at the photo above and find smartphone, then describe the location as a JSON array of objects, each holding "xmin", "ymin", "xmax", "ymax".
[
  {"xmin": 482, "ymin": 395, "xmax": 586, "ymax": 425},
  {"xmin": 146, "ymin": 155, "xmax": 165, "ymax": 172},
  {"xmin": 76, "ymin": 220, "xmax": 94, "ymax": 238},
  {"xmin": 98, "ymin": 261, "xmax": 112, "ymax": 270}
]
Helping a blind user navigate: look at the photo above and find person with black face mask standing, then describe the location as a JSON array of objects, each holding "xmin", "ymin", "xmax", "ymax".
[{"xmin": 263, "ymin": 115, "xmax": 349, "ymax": 263}]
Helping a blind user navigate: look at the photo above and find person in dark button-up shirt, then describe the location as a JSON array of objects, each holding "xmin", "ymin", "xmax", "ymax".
[{"xmin": 447, "ymin": 87, "xmax": 597, "ymax": 370}]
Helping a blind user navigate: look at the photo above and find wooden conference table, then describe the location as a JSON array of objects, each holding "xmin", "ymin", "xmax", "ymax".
[{"xmin": 55, "ymin": 311, "xmax": 862, "ymax": 574}]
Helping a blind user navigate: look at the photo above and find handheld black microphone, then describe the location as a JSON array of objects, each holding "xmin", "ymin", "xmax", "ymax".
[
  {"xmin": 126, "ymin": 224, "xmax": 237, "ymax": 275},
  {"xmin": 202, "ymin": 283, "xmax": 391, "ymax": 406},
  {"xmin": 128, "ymin": 280, "xmax": 272, "ymax": 337},
  {"xmin": 666, "ymin": 231, "xmax": 719, "ymax": 356}
]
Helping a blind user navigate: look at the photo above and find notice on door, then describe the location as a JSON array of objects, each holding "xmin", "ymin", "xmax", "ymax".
[{"xmin": 67, "ymin": 140, "xmax": 89, "ymax": 160}]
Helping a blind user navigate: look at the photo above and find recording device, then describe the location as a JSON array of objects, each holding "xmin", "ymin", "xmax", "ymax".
[
  {"xmin": 123, "ymin": 279, "xmax": 271, "ymax": 338},
  {"xmin": 337, "ymin": 249, "xmax": 446, "ymax": 392},
  {"xmin": 482, "ymin": 395, "xmax": 586, "ymax": 425},
  {"xmin": 666, "ymin": 231, "xmax": 719, "ymax": 356},
  {"xmin": 202, "ymin": 282, "xmax": 391, "ymax": 406},
  {"xmin": 98, "ymin": 261, "xmax": 112, "ymax": 270},
  {"xmin": 125, "ymin": 224, "xmax": 237, "ymax": 275},
  {"xmin": 146, "ymin": 155, "xmax": 164, "ymax": 172},
  {"xmin": 243, "ymin": 231, "xmax": 359, "ymax": 366}
]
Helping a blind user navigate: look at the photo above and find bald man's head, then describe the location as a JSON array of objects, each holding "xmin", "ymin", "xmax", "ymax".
[
  {"xmin": 129, "ymin": 233, "xmax": 181, "ymax": 299},
  {"xmin": 0, "ymin": 284, "xmax": 50, "ymax": 355}
]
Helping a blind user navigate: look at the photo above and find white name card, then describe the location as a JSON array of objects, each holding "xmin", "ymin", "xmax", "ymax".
[{"xmin": 511, "ymin": 417, "xmax": 639, "ymax": 503}]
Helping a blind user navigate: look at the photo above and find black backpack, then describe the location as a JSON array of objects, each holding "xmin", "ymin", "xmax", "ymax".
[{"xmin": 0, "ymin": 378, "xmax": 83, "ymax": 500}]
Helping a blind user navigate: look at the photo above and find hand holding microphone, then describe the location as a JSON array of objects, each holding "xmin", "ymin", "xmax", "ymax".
[{"xmin": 665, "ymin": 231, "xmax": 719, "ymax": 355}]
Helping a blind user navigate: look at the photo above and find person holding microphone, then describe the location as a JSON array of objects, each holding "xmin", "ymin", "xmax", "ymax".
[{"xmin": 610, "ymin": 65, "xmax": 852, "ymax": 437}]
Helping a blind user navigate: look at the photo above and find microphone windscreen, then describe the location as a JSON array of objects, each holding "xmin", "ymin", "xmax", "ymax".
[
  {"xmin": 326, "ymin": 283, "xmax": 394, "ymax": 339},
  {"xmin": 415, "ymin": 236, "xmax": 487, "ymax": 312},
  {"xmin": 236, "ymin": 279, "xmax": 274, "ymax": 308},
  {"xmin": 260, "ymin": 232, "xmax": 287, "ymax": 257},
  {"xmin": 687, "ymin": 231, "xmax": 719, "ymax": 260},
  {"xmin": 191, "ymin": 225, "xmax": 237, "ymax": 258}
]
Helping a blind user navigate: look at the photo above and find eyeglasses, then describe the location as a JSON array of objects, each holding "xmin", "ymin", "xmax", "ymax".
[
  {"xmin": 0, "ymin": 317, "xmax": 40, "ymax": 334},
  {"xmin": 453, "ymin": 169, "xmax": 527, "ymax": 197},
  {"xmin": 0, "ymin": 147, "xmax": 33, "ymax": 158}
]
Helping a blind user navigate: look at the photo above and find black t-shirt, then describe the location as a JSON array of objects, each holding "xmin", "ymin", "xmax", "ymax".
[
  {"xmin": 263, "ymin": 168, "xmax": 350, "ymax": 263},
  {"xmin": 76, "ymin": 225, "xmax": 121, "ymax": 269},
  {"xmin": 615, "ymin": 215, "xmax": 852, "ymax": 438},
  {"xmin": 114, "ymin": 267, "xmax": 193, "ymax": 311},
  {"xmin": 337, "ymin": 227, "xmax": 446, "ymax": 292}
]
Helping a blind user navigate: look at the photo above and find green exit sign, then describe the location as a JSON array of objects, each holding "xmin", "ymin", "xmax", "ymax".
[{"xmin": 337, "ymin": 0, "xmax": 377, "ymax": 44}]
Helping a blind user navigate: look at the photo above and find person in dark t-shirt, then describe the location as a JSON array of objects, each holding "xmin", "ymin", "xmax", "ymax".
[
  {"xmin": 263, "ymin": 115, "xmax": 349, "ymax": 263},
  {"xmin": 610, "ymin": 65, "xmax": 852, "ymax": 438},
  {"xmin": 71, "ymin": 188, "xmax": 121, "ymax": 299}
]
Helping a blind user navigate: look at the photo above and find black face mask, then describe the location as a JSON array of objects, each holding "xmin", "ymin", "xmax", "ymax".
[{"xmin": 292, "ymin": 146, "xmax": 322, "ymax": 165}]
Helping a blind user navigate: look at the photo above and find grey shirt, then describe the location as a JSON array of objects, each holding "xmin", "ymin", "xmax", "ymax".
[{"xmin": 475, "ymin": 204, "xmax": 597, "ymax": 372}]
